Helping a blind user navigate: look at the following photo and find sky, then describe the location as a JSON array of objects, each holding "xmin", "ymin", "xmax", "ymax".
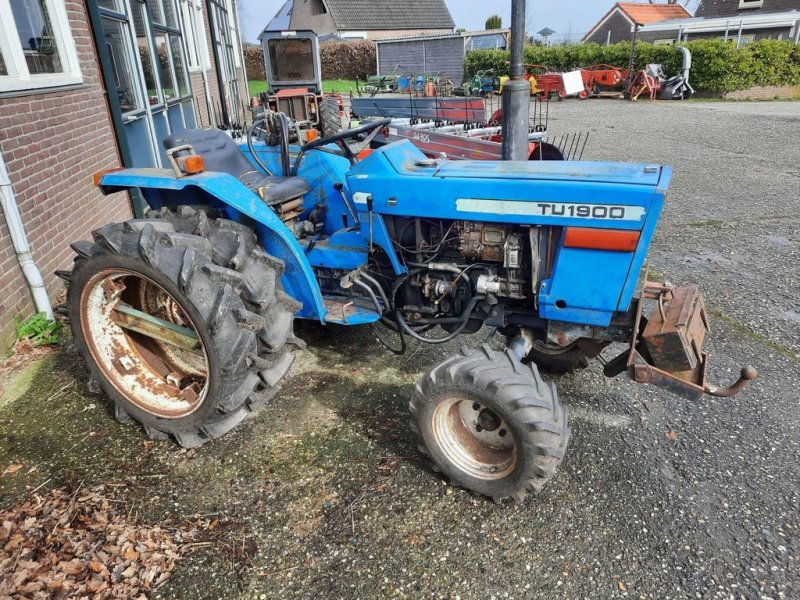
[{"xmin": 236, "ymin": 1, "xmax": 698, "ymax": 45}]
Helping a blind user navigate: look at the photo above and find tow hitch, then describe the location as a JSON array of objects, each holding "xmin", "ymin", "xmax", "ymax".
[{"xmin": 604, "ymin": 282, "xmax": 757, "ymax": 400}]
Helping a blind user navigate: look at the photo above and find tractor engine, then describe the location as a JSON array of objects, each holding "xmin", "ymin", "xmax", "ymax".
[{"xmin": 384, "ymin": 218, "xmax": 544, "ymax": 331}]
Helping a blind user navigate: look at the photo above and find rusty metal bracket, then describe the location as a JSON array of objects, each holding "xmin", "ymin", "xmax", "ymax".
[{"xmin": 620, "ymin": 281, "xmax": 757, "ymax": 400}]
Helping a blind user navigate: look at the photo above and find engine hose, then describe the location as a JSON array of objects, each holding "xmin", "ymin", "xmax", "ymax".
[
  {"xmin": 247, "ymin": 118, "xmax": 274, "ymax": 176},
  {"xmin": 352, "ymin": 279, "xmax": 383, "ymax": 315},
  {"xmin": 353, "ymin": 278, "xmax": 407, "ymax": 354},
  {"xmin": 359, "ymin": 272, "xmax": 391, "ymax": 311},
  {"xmin": 370, "ymin": 320, "xmax": 406, "ymax": 355},
  {"xmin": 395, "ymin": 295, "xmax": 486, "ymax": 344}
]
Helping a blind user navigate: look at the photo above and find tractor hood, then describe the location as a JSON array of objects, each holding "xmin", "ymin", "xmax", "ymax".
[
  {"xmin": 433, "ymin": 157, "xmax": 665, "ymax": 187},
  {"xmin": 348, "ymin": 141, "xmax": 671, "ymax": 233}
]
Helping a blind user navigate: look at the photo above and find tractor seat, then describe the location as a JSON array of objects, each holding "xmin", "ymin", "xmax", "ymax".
[{"xmin": 163, "ymin": 128, "xmax": 310, "ymax": 205}]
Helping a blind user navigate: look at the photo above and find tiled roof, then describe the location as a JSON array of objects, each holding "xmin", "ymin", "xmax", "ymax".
[
  {"xmin": 616, "ymin": 2, "xmax": 692, "ymax": 25},
  {"xmin": 323, "ymin": 0, "xmax": 455, "ymax": 31}
]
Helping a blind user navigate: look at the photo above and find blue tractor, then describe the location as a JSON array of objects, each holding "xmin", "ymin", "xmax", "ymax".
[
  {"xmin": 62, "ymin": 0, "xmax": 755, "ymax": 501},
  {"xmin": 62, "ymin": 118, "xmax": 756, "ymax": 502}
]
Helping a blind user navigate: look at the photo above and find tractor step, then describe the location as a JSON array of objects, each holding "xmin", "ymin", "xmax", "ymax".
[{"xmin": 322, "ymin": 296, "xmax": 381, "ymax": 325}]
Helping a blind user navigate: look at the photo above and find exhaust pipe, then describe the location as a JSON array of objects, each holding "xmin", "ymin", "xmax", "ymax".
[{"xmin": 501, "ymin": 0, "xmax": 530, "ymax": 161}]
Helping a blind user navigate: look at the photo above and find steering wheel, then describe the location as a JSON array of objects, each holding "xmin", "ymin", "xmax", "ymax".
[{"xmin": 301, "ymin": 118, "xmax": 392, "ymax": 162}]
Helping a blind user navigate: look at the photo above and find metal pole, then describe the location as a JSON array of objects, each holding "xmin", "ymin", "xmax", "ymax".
[{"xmin": 501, "ymin": 0, "xmax": 529, "ymax": 161}]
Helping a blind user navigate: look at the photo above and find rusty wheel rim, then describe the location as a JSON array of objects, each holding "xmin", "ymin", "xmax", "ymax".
[
  {"xmin": 79, "ymin": 268, "xmax": 209, "ymax": 419},
  {"xmin": 431, "ymin": 395, "xmax": 517, "ymax": 480}
]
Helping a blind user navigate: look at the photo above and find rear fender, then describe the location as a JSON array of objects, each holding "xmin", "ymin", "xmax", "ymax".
[{"xmin": 97, "ymin": 168, "xmax": 327, "ymax": 321}]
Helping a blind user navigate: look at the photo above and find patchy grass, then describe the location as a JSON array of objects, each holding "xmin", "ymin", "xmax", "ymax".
[{"xmin": 247, "ymin": 79, "xmax": 357, "ymax": 97}]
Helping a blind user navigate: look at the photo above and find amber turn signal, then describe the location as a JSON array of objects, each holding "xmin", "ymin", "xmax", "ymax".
[
  {"xmin": 305, "ymin": 128, "xmax": 319, "ymax": 142},
  {"xmin": 91, "ymin": 167, "xmax": 123, "ymax": 187},
  {"xmin": 563, "ymin": 228, "xmax": 640, "ymax": 252},
  {"xmin": 181, "ymin": 155, "xmax": 205, "ymax": 174}
]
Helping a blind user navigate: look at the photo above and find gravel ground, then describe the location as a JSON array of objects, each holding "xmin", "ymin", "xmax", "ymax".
[{"xmin": 1, "ymin": 99, "xmax": 798, "ymax": 599}]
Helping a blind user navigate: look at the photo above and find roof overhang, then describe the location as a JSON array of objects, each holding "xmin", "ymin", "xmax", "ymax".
[
  {"xmin": 639, "ymin": 10, "xmax": 800, "ymax": 33},
  {"xmin": 375, "ymin": 30, "xmax": 508, "ymax": 45}
]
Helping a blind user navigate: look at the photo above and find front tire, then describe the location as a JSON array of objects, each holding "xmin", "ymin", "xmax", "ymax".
[
  {"xmin": 410, "ymin": 345, "xmax": 570, "ymax": 503},
  {"xmin": 66, "ymin": 206, "xmax": 302, "ymax": 447}
]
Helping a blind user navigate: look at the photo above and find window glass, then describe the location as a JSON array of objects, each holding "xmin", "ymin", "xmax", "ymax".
[
  {"xmin": 179, "ymin": 0, "xmax": 198, "ymax": 67},
  {"xmin": 162, "ymin": 0, "xmax": 179, "ymax": 29},
  {"xmin": 147, "ymin": 0, "xmax": 164, "ymax": 24},
  {"xmin": 169, "ymin": 34, "xmax": 189, "ymax": 97},
  {"xmin": 153, "ymin": 33, "xmax": 175, "ymax": 100},
  {"xmin": 97, "ymin": 0, "xmax": 124, "ymax": 12},
  {"xmin": 101, "ymin": 17, "xmax": 142, "ymax": 113},
  {"xmin": 268, "ymin": 39, "xmax": 313, "ymax": 81},
  {"xmin": 133, "ymin": 1, "xmax": 160, "ymax": 103},
  {"xmin": 10, "ymin": 0, "xmax": 63, "ymax": 75},
  {"xmin": 0, "ymin": 50, "xmax": 7, "ymax": 76}
]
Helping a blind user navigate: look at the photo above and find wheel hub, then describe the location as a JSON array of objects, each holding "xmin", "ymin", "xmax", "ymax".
[
  {"xmin": 431, "ymin": 395, "xmax": 517, "ymax": 480},
  {"xmin": 477, "ymin": 408, "xmax": 501, "ymax": 432},
  {"xmin": 80, "ymin": 269, "xmax": 209, "ymax": 419}
]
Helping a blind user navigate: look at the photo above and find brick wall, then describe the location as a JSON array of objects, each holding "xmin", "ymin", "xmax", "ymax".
[
  {"xmin": 584, "ymin": 11, "xmax": 634, "ymax": 45},
  {"xmin": 696, "ymin": 0, "xmax": 799, "ymax": 18},
  {"xmin": 0, "ymin": 0, "xmax": 130, "ymax": 350},
  {"xmin": 724, "ymin": 84, "xmax": 800, "ymax": 99}
]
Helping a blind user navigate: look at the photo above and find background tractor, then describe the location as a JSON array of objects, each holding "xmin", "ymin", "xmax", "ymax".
[
  {"xmin": 62, "ymin": 2, "xmax": 755, "ymax": 503},
  {"xmin": 257, "ymin": 29, "xmax": 343, "ymax": 137}
]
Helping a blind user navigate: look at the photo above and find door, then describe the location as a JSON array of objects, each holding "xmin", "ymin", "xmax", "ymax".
[{"xmin": 94, "ymin": 0, "xmax": 196, "ymax": 168}]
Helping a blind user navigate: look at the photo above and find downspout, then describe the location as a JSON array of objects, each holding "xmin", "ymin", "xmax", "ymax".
[{"xmin": 0, "ymin": 150, "xmax": 53, "ymax": 320}]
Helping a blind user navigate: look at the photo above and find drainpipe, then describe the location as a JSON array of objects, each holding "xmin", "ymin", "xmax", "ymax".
[{"xmin": 0, "ymin": 150, "xmax": 53, "ymax": 320}]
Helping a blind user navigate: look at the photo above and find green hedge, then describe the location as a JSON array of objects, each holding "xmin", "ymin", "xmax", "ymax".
[{"xmin": 464, "ymin": 39, "xmax": 800, "ymax": 93}]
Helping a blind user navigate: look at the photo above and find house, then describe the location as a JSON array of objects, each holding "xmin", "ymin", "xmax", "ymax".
[
  {"xmin": 582, "ymin": 2, "xmax": 693, "ymax": 45},
  {"xmin": 0, "ymin": 0, "xmax": 249, "ymax": 349},
  {"xmin": 264, "ymin": 0, "xmax": 456, "ymax": 40},
  {"xmin": 637, "ymin": 0, "xmax": 800, "ymax": 44},
  {"xmin": 375, "ymin": 30, "xmax": 510, "ymax": 86}
]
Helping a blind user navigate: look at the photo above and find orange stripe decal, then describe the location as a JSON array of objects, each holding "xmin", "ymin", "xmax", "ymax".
[{"xmin": 563, "ymin": 228, "xmax": 640, "ymax": 252}]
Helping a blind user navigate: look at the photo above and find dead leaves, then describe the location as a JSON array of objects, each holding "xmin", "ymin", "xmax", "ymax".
[
  {"xmin": 1, "ymin": 464, "xmax": 23, "ymax": 477},
  {"xmin": 0, "ymin": 485, "xmax": 199, "ymax": 599}
]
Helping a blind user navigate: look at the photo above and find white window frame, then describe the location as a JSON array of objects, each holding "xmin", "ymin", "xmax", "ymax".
[
  {"xmin": 224, "ymin": 0, "xmax": 241, "ymax": 68},
  {"xmin": 0, "ymin": 0, "xmax": 83, "ymax": 92},
  {"xmin": 738, "ymin": 0, "xmax": 764, "ymax": 9},
  {"xmin": 179, "ymin": 0, "xmax": 209, "ymax": 72}
]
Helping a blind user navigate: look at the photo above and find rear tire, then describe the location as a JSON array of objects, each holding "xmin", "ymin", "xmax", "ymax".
[
  {"xmin": 410, "ymin": 345, "xmax": 570, "ymax": 503},
  {"xmin": 65, "ymin": 206, "xmax": 302, "ymax": 447},
  {"xmin": 319, "ymin": 95, "xmax": 343, "ymax": 137}
]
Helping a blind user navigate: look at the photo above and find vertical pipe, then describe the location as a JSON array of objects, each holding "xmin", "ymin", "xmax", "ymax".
[
  {"xmin": 501, "ymin": 0, "xmax": 529, "ymax": 161},
  {"xmin": 0, "ymin": 151, "xmax": 53, "ymax": 320}
]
